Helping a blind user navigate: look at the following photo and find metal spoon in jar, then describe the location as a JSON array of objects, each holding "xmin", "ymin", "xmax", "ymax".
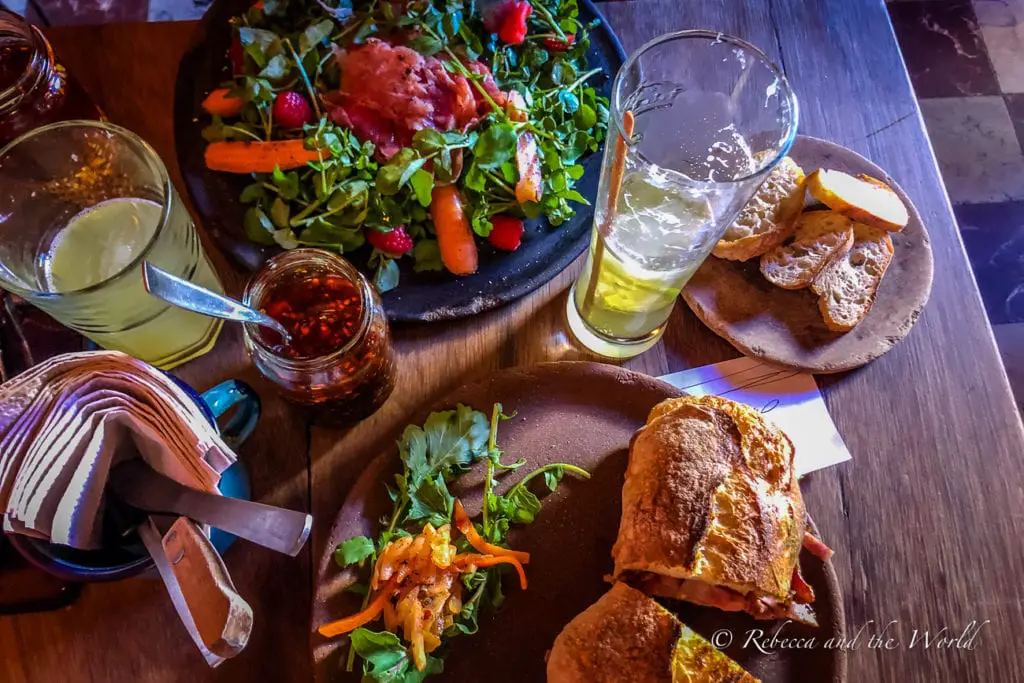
[{"xmin": 142, "ymin": 262, "xmax": 291, "ymax": 343}]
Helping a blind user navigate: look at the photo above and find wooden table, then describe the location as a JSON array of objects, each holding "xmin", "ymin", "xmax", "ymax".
[{"xmin": 1, "ymin": 2, "xmax": 1022, "ymax": 682}]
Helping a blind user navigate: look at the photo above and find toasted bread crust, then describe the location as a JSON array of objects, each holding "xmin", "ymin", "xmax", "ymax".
[
  {"xmin": 612, "ymin": 396, "xmax": 805, "ymax": 602},
  {"xmin": 547, "ymin": 583, "xmax": 677, "ymax": 683},
  {"xmin": 547, "ymin": 583, "xmax": 759, "ymax": 683},
  {"xmin": 713, "ymin": 157, "xmax": 807, "ymax": 262},
  {"xmin": 806, "ymin": 169, "xmax": 908, "ymax": 232}
]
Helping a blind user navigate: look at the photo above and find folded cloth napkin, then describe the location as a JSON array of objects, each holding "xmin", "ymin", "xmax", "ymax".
[{"xmin": 0, "ymin": 351, "xmax": 237, "ymax": 549}]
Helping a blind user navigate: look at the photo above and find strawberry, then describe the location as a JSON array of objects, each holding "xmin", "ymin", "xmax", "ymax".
[
  {"xmin": 229, "ymin": 37, "xmax": 245, "ymax": 75},
  {"xmin": 367, "ymin": 225, "xmax": 414, "ymax": 258},
  {"xmin": 543, "ymin": 34, "xmax": 576, "ymax": 52},
  {"xmin": 498, "ymin": 1, "xmax": 532, "ymax": 45},
  {"xmin": 273, "ymin": 92, "xmax": 314, "ymax": 129},
  {"xmin": 489, "ymin": 216, "xmax": 525, "ymax": 251}
]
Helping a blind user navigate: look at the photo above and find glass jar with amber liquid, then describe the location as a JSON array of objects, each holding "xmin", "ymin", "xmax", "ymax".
[
  {"xmin": 243, "ymin": 250, "xmax": 396, "ymax": 424},
  {"xmin": 0, "ymin": 9, "xmax": 100, "ymax": 145}
]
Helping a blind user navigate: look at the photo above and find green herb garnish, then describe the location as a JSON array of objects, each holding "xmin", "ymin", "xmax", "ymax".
[{"xmin": 332, "ymin": 403, "xmax": 589, "ymax": 680}]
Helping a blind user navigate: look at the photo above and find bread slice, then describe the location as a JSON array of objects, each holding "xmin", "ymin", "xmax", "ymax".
[
  {"xmin": 806, "ymin": 169, "xmax": 908, "ymax": 232},
  {"xmin": 713, "ymin": 156, "xmax": 806, "ymax": 261},
  {"xmin": 547, "ymin": 583, "xmax": 759, "ymax": 683},
  {"xmin": 759, "ymin": 211, "xmax": 854, "ymax": 290},
  {"xmin": 812, "ymin": 222, "xmax": 895, "ymax": 332}
]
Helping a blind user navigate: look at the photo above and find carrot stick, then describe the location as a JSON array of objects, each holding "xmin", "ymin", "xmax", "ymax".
[
  {"xmin": 455, "ymin": 553, "xmax": 528, "ymax": 590},
  {"xmin": 201, "ymin": 88, "xmax": 244, "ymax": 117},
  {"xmin": 317, "ymin": 581, "xmax": 395, "ymax": 638},
  {"xmin": 430, "ymin": 185, "xmax": 478, "ymax": 275},
  {"xmin": 453, "ymin": 500, "xmax": 530, "ymax": 564},
  {"xmin": 204, "ymin": 140, "xmax": 328, "ymax": 173}
]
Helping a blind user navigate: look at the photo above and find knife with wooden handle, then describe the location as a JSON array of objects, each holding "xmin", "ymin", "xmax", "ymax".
[
  {"xmin": 110, "ymin": 459, "xmax": 311, "ymax": 556},
  {"xmin": 138, "ymin": 515, "xmax": 253, "ymax": 665}
]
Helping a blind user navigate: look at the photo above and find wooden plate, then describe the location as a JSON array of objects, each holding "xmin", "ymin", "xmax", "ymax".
[
  {"xmin": 312, "ymin": 362, "xmax": 846, "ymax": 682},
  {"xmin": 172, "ymin": 0, "xmax": 625, "ymax": 322},
  {"xmin": 681, "ymin": 135, "xmax": 934, "ymax": 373}
]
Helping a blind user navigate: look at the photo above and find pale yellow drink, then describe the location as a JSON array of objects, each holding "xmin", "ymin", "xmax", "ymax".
[
  {"xmin": 570, "ymin": 167, "xmax": 714, "ymax": 354},
  {"xmin": 42, "ymin": 197, "xmax": 223, "ymax": 369}
]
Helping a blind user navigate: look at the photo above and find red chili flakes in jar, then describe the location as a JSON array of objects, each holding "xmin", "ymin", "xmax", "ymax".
[{"xmin": 244, "ymin": 249, "xmax": 395, "ymax": 425}]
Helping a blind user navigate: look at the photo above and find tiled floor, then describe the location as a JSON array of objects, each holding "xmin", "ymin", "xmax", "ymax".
[
  {"xmin": 2, "ymin": 0, "xmax": 1021, "ymax": 410},
  {"xmin": 889, "ymin": 0, "xmax": 1024, "ymax": 411}
]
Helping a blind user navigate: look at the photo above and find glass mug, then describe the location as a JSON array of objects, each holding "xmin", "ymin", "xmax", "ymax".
[
  {"xmin": 0, "ymin": 120, "xmax": 224, "ymax": 369},
  {"xmin": 566, "ymin": 30, "xmax": 799, "ymax": 358}
]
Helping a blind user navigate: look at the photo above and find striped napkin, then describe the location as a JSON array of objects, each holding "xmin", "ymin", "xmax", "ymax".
[{"xmin": 0, "ymin": 351, "xmax": 236, "ymax": 549}]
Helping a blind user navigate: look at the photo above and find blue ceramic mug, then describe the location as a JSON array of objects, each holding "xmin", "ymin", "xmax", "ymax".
[{"xmin": 7, "ymin": 378, "xmax": 260, "ymax": 582}]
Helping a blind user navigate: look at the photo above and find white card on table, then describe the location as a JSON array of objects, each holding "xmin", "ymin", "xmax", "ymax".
[{"xmin": 660, "ymin": 357, "xmax": 851, "ymax": 476}]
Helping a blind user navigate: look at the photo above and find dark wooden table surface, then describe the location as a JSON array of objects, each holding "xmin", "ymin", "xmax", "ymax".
[{"xmin": 1, "ymin": 2, "xmax": 1022, "ymax": 682}]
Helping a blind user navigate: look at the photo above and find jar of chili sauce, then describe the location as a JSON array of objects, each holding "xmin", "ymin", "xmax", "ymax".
[
  {"xmin": 0, "ymin": 9, "xmax": 101, "ymax": 145},
  {"xmin": 243, "ymin": 249, "xmax": 395, "ymax": 424}
]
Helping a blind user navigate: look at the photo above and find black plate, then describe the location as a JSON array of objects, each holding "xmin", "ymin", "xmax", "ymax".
[{"xmin": 173, "ymin": 1, "xmax": 626, "ymax": 322}]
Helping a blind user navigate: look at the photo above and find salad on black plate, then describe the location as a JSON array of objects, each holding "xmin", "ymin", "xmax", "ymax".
[{"xmin": 200, "ymin": 0, "xmax": 610, "ymax": 291}]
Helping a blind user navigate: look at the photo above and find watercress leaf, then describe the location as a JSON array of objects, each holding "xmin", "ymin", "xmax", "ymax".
[
  {"xmin": 566, "ymin": 164, "xmax": 585, "ymax": 181},
  {"xmin": 328, "ymin": 180, "xmax": 369, "ymax": 211},
  {"xmin": 410, "ymin": 238, "xmax": 442, "ymax": 273},
  {"xmin": 574, "ymin": 103, "xmax": 597, "ymax": 130},
  {"xmin": 565, "ymin": 130, "xmax": 593, "ymax": 161},
  {"xmin": 350, "ymin": 628, "xmax": 443, "ymax": 682},
  {"xmin": 561, "ymin": 189, "xmax": 590, "ymax": 205},
  {"xmin": 299, "ymin": 19, "xmax": 335, "ymax": 56},
  {"xmin": 333, "ymin": 536, "xmax": 374, "ymax": 567},
  {"xmin": 412, "ymin": 128, "xmax": 446, "ymax": 156},
  {"xmin": 407, "ymin": 33, "xmax": 443, "ymax": 57},
  {"xmin": 503, "ymin": 486, "xmax": 541, "ymax": 524},
  {"xmin": 373, "ymin": 257, "xmax": 400, "ymax": 293},
  {"xmin": 238, "ymin": 27, "xmax": 280, "ymax": 69},
  {"xmin": 272, "ymin": 228, "xmax": 300, "ymax": 249},
  {"xmin": 464, "ymin": 163, "xmax": 486, "ymax": 192},
  {"xmin": 240, "ymin": 182, "xmax": 264, "ymax": 204},
  {"xmin": 499, "ymin": 160, "xmax": 516, "ymax": 184},
  {"xmin": 442, "ymin": 11, "xmax": 461, "ymax": 38},
  {"xmin": 271, "ymin": 166, "xmax": 300, "ymax": 200},
  {"xmin": 543, "ymin": 466, "xmax": 564, "ymax": 492},
  {"xmin": 344, "ymin": 581, "xmax": 368, "ymax": 596},
  {"xmin": 243, "ymin": 207, "xmax": 276, "ymax": 245},
  {"xmin": 260, "ymin": 54, "xmax": 290, "ymax": 80},
  {"xmin": 409, "ymin": 168, "xmax": 434, "ymax": 207},
  {"xmin": 399, "ymin": 157, "xmax": 428, "ymax": 187},
  {"xmin": 472, "ymin": 123, "xmax": 517, "ymax": 170},
  {"xmin": 558, "ymin": 90, "xmax": 580, "ymax": 114},
  {"xmin": 270, "ymin": 196, "xmax": 290, "ymax": 228},
  {"xmin": 521, "ymin": 200, "xmax": 543, "ymax": 220},
  {"xmin": 298, "ymin": 218, "xmax": 365, "ymax": 251}
]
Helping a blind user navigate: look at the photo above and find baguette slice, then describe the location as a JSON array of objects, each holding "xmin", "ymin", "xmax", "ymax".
[
  {"xmin": 759, "ymin": 210, "xmax": 854, "ymax": 290},
  {"xmin": 713, "ymin": 156, "xmax": 806, "ymax": 261},
  {"xmin": 812, "ymin": 222, "xmax": 895, "ymax": 331},
  {"xmin": 547, "ymin": 583, "xmax": 759, "ymax": 683},
  {"xmin": 806, "ymin": 169, "xmax": 908, "ymax": 232}
]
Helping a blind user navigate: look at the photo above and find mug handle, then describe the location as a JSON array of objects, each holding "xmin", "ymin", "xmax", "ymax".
[{"xmin": 200, "ymin": 379, "xmax": 261, "ymax": 452}]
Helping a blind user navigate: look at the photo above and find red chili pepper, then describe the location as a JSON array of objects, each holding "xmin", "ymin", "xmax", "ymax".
[
  {"xmin": 498, "ymin": 1, "xmax": 533, "ymax": 45},
  {"xmin": 543, "ymin": 33, "xmax": 576, "ymax": 52}
]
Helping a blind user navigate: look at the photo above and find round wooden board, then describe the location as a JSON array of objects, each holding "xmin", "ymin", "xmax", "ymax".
[
  {"xmin": 682, "ymin": 135, "xmax": 934, "ymax": 373},
  {"xmin": 312, "ymin": 362, "xmax": 846, "ymax": 683}
]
